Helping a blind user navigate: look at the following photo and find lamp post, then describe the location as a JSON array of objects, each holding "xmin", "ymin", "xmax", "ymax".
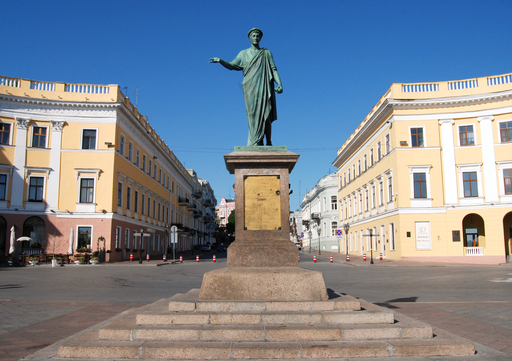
[
  {"xmin": 369, "ymin": 229, "xmax": 374, "ymax": 264},
  {"xmin": 343, "ymin": 223, "xmax": 350, "ymax": 259},
  {"xmin": 317, "ymin": 226, "xmax": 321, "ymax": 255}
]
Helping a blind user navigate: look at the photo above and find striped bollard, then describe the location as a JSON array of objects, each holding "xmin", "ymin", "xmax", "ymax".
[
  {"xmin": 313, "ymin": 255, "xmax": 317, "ymax": 262},
  {"xmin": 346, "ymin": 254, "xmax": 350, "ymax": 261},
  {"xmin": 330, "ymin": 256, "xmax": 333, "ymax": 263},
  {"xmin": 130, "ymin": 253, "xmax": 133, "ymax": 262},
  {"xmin": 146, "ymin": 254, "xmax": 150, "ymax": 262},
  {"xmin": 163, "ymin": 254, "xmax": 166, "ymax": 262},
  {"xmin": 380, "ymin": 253, "xmax": 383, "ymax": 260},
  {"xmin": 298, "ymin": 255, "xmax": 300, "ymax": 263},
  {"xmin": 363, "ymin": 254, "xmax": 366, "ymax": 261},
  {"xmin": 196, "ymin": 255, "xmax": 199, "ymax": 262},
  {"xmin": 213, "ymin": 255, "xmax": 216, "ymax": 262},
  {"xmin": 179, "ymin": 256, "xmax": 183, "ymax": 263}
]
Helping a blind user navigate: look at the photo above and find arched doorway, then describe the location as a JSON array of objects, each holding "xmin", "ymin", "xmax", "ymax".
[
  {"xmin": 503, "ymin": 212, "xmax": 512, "ymax": 263},
  {"xmin": 0, "ymin": 216, "xmax": 6, "ymax": 255},
  {"xmin": 22, "ymin": 216, "xmax": 45, "ymax": 251},
  {"xmin": 462, "ymin": 213, "xmax": 485, "ymax": 255}
]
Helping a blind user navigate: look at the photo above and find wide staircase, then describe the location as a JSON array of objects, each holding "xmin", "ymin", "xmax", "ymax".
[{"xmin": 58, "ymin": 289, "xmax": 474, "ymax": 359}]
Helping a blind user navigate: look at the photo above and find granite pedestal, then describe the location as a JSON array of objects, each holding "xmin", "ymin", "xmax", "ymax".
[{"xmin": 199, "ymin": 147, "xmax": 329, "ymax": 301}]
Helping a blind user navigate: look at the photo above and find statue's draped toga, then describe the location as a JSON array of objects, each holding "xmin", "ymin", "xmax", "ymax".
[{"xmin": 231, "ymin": 48, "xmax": 278, "ymax": 146}]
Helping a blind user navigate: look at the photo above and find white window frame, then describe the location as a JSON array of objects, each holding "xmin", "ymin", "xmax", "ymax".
[
  {"xmin": 27, "ymin": 175, "xmax": 46, "ymax": 203},
  {"xmin": 76, "ymin": 225, "xmax": 93, "ymax": 252},
  {"xmin": 115, "ymin": 227, "xmax": 121, "ymax": 249},
  {"xmin": 409, "ymin": 165, "xmax": 432, "ymax": 207},
  {"xmin": 457, "ymin": 123, "xmax": 477, "ymax": 147},
  {"xmin": 80, "ymin": 127, "xmax": 98, "ymax": 150},
  {"xmin": 497, "ymin": 161, "xmax": 512, "ymax": 202},
  {"xmin": 385, "ymin": 133, "xmax": 390, "ymax": 155},
  {"xmin": 75, "ymin": 168, "xmax": 100, "ymax": 212},
  {"xmin": 125, "ymin": 228, "xmax": 130, "ymax": 249},
  {"xmin": 0, "ymin": 121, "xmax": 14, "ymax": 145},
  {"xmin": 457, "ymin": 163, "xmax": 484, "ymax": 204},
  {"xmin": 119, "ymin": 133, "xmax": 125, "ymax": 156},
  {"xmin": 128, "ymin": 141, "xmax": 133, "ymax": 162},
  {"xmin": 409, "ymin": 126, "xmax": 426, "ymax": 148},
  {"xmin": 136, "ymin": 148, "xmax": 140, "ymax": 167},
  {"xmin": 31, "ymin": 125, "xmax": 49, "ymax": 148},
  {"xmin": 497, "ymin": 119, "xmax": 512, "ymax": 143}
]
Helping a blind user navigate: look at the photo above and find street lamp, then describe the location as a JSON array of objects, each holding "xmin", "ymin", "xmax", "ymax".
[
  {"xmin": 369, "ymin": 229, "xmax": 374, "ymax": 264},
  {"xmin": 317, "ymin": 226, "xmax": 321, "ymax": 255},
  {"xmin": 343, "ymin": 223, "xmax": 350, "ymax": 260}
]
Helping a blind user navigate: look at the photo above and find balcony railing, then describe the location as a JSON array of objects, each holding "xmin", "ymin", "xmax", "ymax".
[
  {"xmin": 464, "ymin": 247, "xmax": 484, "ymax": 256},
  {"xmin": 178, "ymin": 197, "xmax": 189, "ymax": 206}
]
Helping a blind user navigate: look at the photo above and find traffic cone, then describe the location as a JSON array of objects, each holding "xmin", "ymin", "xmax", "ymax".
[
  {"xmin": 363, "ymin": 254, "xmax": 367, "ymax": 261},
  {"xmin": 346, "ymin": 254, "xmax": 350, "ymax": 261},
  {"xmin": 213, "ymin": 255, "xmax": 216, "ymax": 262},
  {"xmin": 130, "ymin": 253, "xmax": 133, "ymax": 261},
  {"xmin": 330, "ymin": 256, "xmax": 333, "ymax": 263},
  {"xmin": 313, "ymin": 255, "xmax": 317, "ymax": 262},
  {"xmin": 196, "ymin": 255, "xmax": 199, "ymax": 262},
  {"xmin": 179, "ymin": 256, "xmax": 183, "ymax": 263}
]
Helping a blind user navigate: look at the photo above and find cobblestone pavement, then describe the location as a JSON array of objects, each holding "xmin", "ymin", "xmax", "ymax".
[{"xmin": 1, "ymin": 251, "xmax": 511, "ymax": 361}]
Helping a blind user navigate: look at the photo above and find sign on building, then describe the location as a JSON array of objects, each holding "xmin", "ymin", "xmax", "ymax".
[{"xmin": 415, "ymin": 221, "xmax": 431, "ymax": 250}]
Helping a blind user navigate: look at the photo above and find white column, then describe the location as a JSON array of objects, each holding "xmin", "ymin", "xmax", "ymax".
[
  {"xmin": 439, "ymin": 119, "xmax": 458, "ymax": 205},
  {"xmin": 478, "ymin": 116, "xmax": 499, "ymax": 202},
  {"xmin": 46, "ymin": 121, "xmax": 65, "ymax": 211},
  {"xmin": 10, "ymin": 118, "xmax": 29, "ymax": 210}
]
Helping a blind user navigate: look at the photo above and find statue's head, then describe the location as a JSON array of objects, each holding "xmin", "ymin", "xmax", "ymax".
[{"xmin": 247, "ymin": 28, "xmax": 263, "ymax": 38}]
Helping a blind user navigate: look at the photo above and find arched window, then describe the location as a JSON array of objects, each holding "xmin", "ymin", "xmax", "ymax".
[{"xmin": 23, "ymin": 216, "xmax": 45, "ymax": 249}]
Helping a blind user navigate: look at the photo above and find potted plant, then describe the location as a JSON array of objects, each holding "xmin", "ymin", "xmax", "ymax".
[
  {"xmin": 6, "ymin": 254, "xmax": 13, "ymax": 266},
  {"xmin": 90, "ymin": 256, "xmax": 100, "ymax": 265},
  {"xmin": 53, "ymin": 256, "xmax": 63, "ymax": 265},
  {"xmin": 73, "ymin": 256, "xmax": 84, "ymax": 265},
  {"xmin": 29, "ymin": 255, "xmax": 39, "ymax": 266}
]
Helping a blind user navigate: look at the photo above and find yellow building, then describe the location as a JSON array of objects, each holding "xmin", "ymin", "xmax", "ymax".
[
  {"xmin": 0, "ymin": 75, "xmax": 216, "ymax": 262},
  {"xmin": 333, "ymin": 72, "xmax": 512, "ymax": 265}
]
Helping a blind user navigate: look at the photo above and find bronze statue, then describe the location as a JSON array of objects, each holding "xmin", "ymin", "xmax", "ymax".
[{"xmin": 210, "ymin": 28, "xmax": 283, "ymax": 146}]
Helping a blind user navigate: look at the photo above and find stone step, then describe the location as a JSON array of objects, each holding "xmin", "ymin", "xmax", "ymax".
[
  {"xmin": 100, "ymin": 323, "xmax": 433, "ymax": 342},
  {"xmin": 169, "ymin": 296, "xmax": 361, "ymax": 313},
  {"xmin": 59, "ymin": 328, "xmax": 475, "ymax": 359},
  {"xmin": 136, "ymin": 309, "xmax": 394, "ymax": 326}
]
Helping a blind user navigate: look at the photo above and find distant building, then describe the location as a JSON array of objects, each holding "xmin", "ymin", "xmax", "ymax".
[
  {"xmin": 333, "ymin": 72, "xmax": 512, "ymax": 264},
  {"xmin": 216, "ymin": 198, "xmax": 235, "ymax": 225},
  {"xmin": 301, "ymin": 173, "xmax": 339, "ymax": 252},
  {"xmin": 0, "ymin": 75, "xmax": 217, "ymax": 261},
  {"xmin": 289, "ymin": 210, "xmax": 303, "ymax": 246}
]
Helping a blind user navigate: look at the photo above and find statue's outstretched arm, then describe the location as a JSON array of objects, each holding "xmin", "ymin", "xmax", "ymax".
[
  {"xmin": 209, "ymin": 57, "xmax": 239, "ymax": 71},
  {"xmin": 273, "ymin": 70, "xmax": 283, "ymax": 93}
]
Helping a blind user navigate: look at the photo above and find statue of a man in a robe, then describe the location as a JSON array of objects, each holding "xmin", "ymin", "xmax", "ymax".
[{"xmin": 210, "ymin": 28, "xmax": 283, "ymax": 146}]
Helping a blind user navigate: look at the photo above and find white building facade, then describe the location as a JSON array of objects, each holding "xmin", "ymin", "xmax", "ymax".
[{"xmin": 301, "ymin": 174, "xmax": 339, "ymax": 252}]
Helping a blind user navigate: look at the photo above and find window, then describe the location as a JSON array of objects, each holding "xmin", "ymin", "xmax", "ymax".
[
  {"xmin": 32, "ymin": 127, "xmax": 47, "ymax": 148},
  {"xmin": 459, "ymin": 125, "xmax": 474, "ymax": 146},
  {"xmin": 364, "ymin": 155, "xmax": 367, "ymax": 171},
  {"xmin": 413, "ymin": 173, "xmax": 427, "ymax": 198},
  {"xmin": 388, "ymin": 176, "xmax": 393, "ymax": 202},
  {"xmin": 79, "ymin": 178, "xmax": 94, "ymax": 203},
  {"xmin": 77, "ymin": 227, "xmax": 92, "ymax": 251},
  {"xmin": 28, "ymin": 177, "xmax": 44, "ymax": 202},
  {"xmin": 154, "ymin": 164, "xmax": 157, "ymax": 179},
  {"xmin": 116, "ymin": 227, "xmax": 121, "ymax": 248},
  {"xmin": 153, "ymin": 200, "xmax": 156, "ymax": 219},
  {"xmin": 125, "ymin": 229, "xmax": 130, "ymax": 249},
  {"xmin": 147, "ymin": 197, "xmax": 151, "ymax": 218},
  {"xmin": 141, "ymin": 194, "xmax": 145, "ymax": 215},
  {"xmin": 358, "ymin": 160, "xmax": 361, "ymax": 175},
  {"xmin": 0, "ymin": 174, "xmax": 6, "ymax": 200},
  {"xmin": 134, "ymin": 190, "xmax": 139, "ymax": 213},
  {"xmin": 365, "ymin": 189, "xmax": 369, "ymax": 211},
  {"xmin": 117, "ymin": 182, "xmax": 123, "ymax": 206},
  {"xmin": 0, "ymin": 123, "xmax": 11, "ymax": 145},
  {"xmin": 82, "ymin": 129, "xmax": 96, "ymax": 149},
  {"xmin": 119, "ymin": 134, "xmax": 125, "ymax": 155},
  {"xmin": 331, "ymin": 196, "xmax": 337, "ymax": 210},
  {"xmin": 331, "ymin": 221, "xmax": 338, "ymax": 236},
  {"xmin": 463, "ymin": 172, "xmax": 478, "ymax": 197},
  {"xmin": 500, "ymin": 121, "xmax": 512, "ymax": 143},
  {"xmin": 377, "ymin": 142, "xmax": 382, "ymax": 160},
  {"xmin": 411, "ymin": 128, "xmax": 424, "ymax": 147},
  {"xmin": 385, "ymin": 134, "xmax": 390, "ymax": 154},
  {"xmin": 149, "ymin": 160, "xmax": 152, "ymax": 176},
  {"xmin": 370, "ymin": 148, "xmax": 374, "ymax": 166},
  {"xmin": 504, "ymin": 169, "xmax": 512, "ymax": 195},
  {"xmin": 371, "ymin": 186, "xmax": 376, "ymax": 208},
  {"xmin": 126, "ymin": 186, "xmax": 131, "ymax": 210},
  {"xmin": 379, "ymin": 181, "xmax": 384, "ymax": 205},
  {"xmin": 359, "ymin": 193, "xmax": 363, "ymax": 213},
  {"xmin": 142, "ymin": 154, "xmax": 147, "ymax": 172},
  {"xmin": 159, "ymin": 168, "xmax": 161, "ymax": 182},
  {"xmin": 158, "ymin": 203, "xmax": 161, "ymax": 221},
  {"xmin": 128, "ymin": 142, "xmax": 133, "ymax": 161},
  {"xmin": 136, "ymin": 149, "xmax": 140, "ymax": 167}
]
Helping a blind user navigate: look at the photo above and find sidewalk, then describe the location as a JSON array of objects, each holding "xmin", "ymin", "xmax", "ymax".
[{"xmin": 304, "ymin": 249, "xmax": 512, "ymax": 267}]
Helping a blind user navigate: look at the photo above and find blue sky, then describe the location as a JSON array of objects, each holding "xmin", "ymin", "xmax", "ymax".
[{"xmin": 4, "ymin": 0, "xmax": 512, "ymax": 210}]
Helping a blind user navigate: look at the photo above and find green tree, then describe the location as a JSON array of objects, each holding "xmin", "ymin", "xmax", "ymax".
[{"xmin": 226, "ymin": 210, "xmax": 235, "ymax": 235}]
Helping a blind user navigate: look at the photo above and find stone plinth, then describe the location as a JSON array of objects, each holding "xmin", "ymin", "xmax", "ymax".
[{"xmin": 199, "ymin": 147, "xmax": 329, "ymax": 301}]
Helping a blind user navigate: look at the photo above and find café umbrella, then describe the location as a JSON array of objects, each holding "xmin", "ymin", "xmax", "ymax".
[
  {"xmin": 67, "ymin": 228, "xmax": 74, "ymax": 254},
  {"xmin": 9, "ymin": 226, "xmax": 16, "ymax": 253}
]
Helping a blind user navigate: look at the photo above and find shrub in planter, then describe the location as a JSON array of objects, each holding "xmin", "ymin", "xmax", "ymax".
[
  {"xmin": 74, "ymin": 256, "xmax": 85, "ymax": 264},
  {"xmin": 125, "ymin": 248, "xmax": 130, "ymax": 252},
  {"xmin": 115, "ymin": 248, "xmax": 122, "ymax": 252},
  {"xmin": 132, "ymin": 248, "xmax": 138, "ymax": 253},
  {"xmin": 29, "ymin": 255, "xmax": 39, "ymax": 261},
  {"xmin": 92, "ymin": 251, "xmax": 100, "ymax": 257}
]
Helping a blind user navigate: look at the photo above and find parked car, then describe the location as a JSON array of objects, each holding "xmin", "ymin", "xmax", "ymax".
[
  {"xmin": 201, "ymin": 245, "xmax": 211, "ymax": 252},
  {"xmin": 217, "ymin": 245, "xmax": 226, "ymax": 252}
]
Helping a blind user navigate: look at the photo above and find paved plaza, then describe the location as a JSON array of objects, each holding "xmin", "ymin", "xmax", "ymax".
[{"xmin": 0, "ymin": 252, "xmax": 511, "ymax": 360}]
